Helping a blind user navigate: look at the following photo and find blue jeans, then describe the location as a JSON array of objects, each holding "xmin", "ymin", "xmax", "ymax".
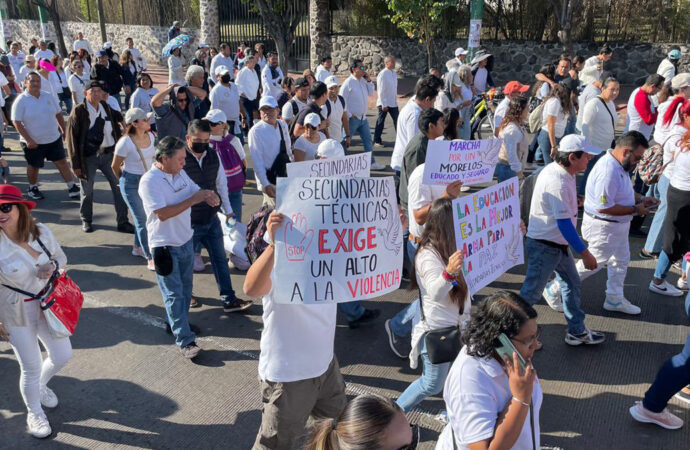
[
  {"xmin": 654, "ymin": 251, "xmax": 688, "ymax": 280},
  {"xmin": 495, "ymin": 164, "xmax": 517, "ymax": 183},
  {"xmin": 396, "ymin": 339, "xmax": 451, "ymax": 412},
  {"xmin": 348, "ymin": 116, "xmax": 374, "ymax": 160},
  {"xmin": 459, "ymin": 106, "xmax": 471, "ymax": 140},
  {"xmin": 229, "ymin": 190, "xmax": 243, "ymax": 223},
  {"xmin": 643, "ymin": 333, "xmax": 690, "ymax": 413},
  {"xmin": 644, "ymin": 174, "xmax": 670, "ymax": 254},
  {"xmin": 120, "ymin": 171, "xmax": 151, "ymax": 259},
  {"xmin": 519, "ymin": 238, "xmax": 586, "ymax": 335},
  {"xmin": 155, "ymin": 239, "xmax": 195, "ymax": 347},
  {"xmin": 536, "ymin": 129, "xmax": 560, "ymax": 165},
  {"xmin": 339, "ymin": 301, "xmax": 365, "ymax": 322},
  {"xmin": 390, "ymin": 239, "xmax": 420, "ymax": 337},
  {"xmin": 192, "ymin": 217, "xmax": 235, "ymax": 300}
]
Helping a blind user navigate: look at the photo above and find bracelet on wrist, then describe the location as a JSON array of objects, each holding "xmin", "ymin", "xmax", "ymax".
[
  {"xmin": 442, "ymin": 270, "xmax": 459, "ymax": 286},
  {"xmin": 511, "ymin": 396, "xmax": 529, "ymax": 407}
]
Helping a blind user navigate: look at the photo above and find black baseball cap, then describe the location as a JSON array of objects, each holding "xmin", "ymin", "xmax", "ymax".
[{"xmin": 294, "ymin": 77, "xmax": 309, "ymax": 88}]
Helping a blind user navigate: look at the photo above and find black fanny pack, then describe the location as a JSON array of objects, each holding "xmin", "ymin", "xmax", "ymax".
[
  {"xmin": 152, "ymin": 246, "xmax": 173, "ymax": 276},
  {"xmin": 266, "ymin": 123, "xmax": 290, "ymax": 185},
  {"xmin": 83, "ymin": 115, "xmax": 106, "ymax": 157}
]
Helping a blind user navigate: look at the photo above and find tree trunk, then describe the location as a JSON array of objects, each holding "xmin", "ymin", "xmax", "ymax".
[
  {"xmin": 50, "ymin": 10, "xmax": 68, "ymax": 58},
  {"xmin": 275, "ymin": 35, "xmax": 291, "ymax": 76},
  {"xmin": 96, "ymin": 0, "xmax": 107, "ymax": 44}
]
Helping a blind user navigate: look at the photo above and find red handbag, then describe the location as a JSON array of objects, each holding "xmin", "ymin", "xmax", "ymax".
[{"xmin": 2, "ymin": 238, "xmax": 84, "ymax": 338}]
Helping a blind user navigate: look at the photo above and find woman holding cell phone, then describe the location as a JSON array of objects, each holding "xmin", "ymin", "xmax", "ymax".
[{"xmin": 435, "ymin": 290, "xmax": 541, "ymax": 450}]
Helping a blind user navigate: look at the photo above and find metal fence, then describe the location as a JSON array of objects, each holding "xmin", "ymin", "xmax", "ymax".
[{"xmin": 217, "ymin": 0, "xmax": 310, "ymax": 73}]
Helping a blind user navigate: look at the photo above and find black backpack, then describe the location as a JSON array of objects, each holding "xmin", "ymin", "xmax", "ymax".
[{"xmin": 324, "ymin": 95, "xmax": 346, "ymax": 118}]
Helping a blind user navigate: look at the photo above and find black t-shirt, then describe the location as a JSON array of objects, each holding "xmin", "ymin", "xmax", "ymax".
[{"xmin": 295, "ymin": 103, "xmax": 324, "ymax": 126}]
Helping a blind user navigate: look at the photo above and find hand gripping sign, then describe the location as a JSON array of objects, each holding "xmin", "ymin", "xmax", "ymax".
[{"xmin": 274, "ymin": 176, "xmax": 403, "ymax": 304}]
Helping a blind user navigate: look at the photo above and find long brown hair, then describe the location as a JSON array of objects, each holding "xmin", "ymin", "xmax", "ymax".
[
  {"xmin": 545, "ymin": 83, "xmax": 571, "ymax": 117},
  {"xmin": 0, "ymin": 203, "xmax": 41, "ymax": 243},
  {"xmin": 410, "ymin": 197, "xmax": 468, "ymax": 306},
  {"xmin": 120, "ymin": 49, "xmax": 135, "ymax": 66},
  {"xmin": 498, "ymin": 97, "xmax": 528, "ymax": 134},
  {"xmin": 304, "ymin": 394, "xmax": 402, "ymax": 450}
]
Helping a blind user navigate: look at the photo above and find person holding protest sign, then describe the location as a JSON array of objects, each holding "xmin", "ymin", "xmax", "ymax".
[
  {"xmin": 519, "ymin": 134, "xmax": 606, "ymax": 346},
  {"xmin": 184, "ymin": 119, "xmax": 252, "ymax": 313},
  {"xmin": 293, "ymin": 113, "xmax": 327, "ymax": 162},
  {"xmin": 495, "ymin": 97, "xmax": 529, "ymax": 182},
  {"xmin": 248, "ymin": 96, "xmax": 293, "ymax": 206},
  {"xmin": 244, "ymin": 211, "xmax": 347, "ymax": 449},
  {"xmin": 544, "ymin": 132, "xmax": 655, "ymax": 315},
  {"xmin": 139, "ymin": 136, "xmax": 221, "ymax": 359},
  {"xmin": 396, "ymin": 197, "xmax": 470, "ymax": 414}
]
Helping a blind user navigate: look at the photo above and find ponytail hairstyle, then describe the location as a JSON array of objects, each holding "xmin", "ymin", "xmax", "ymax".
[
  {"xmin": 304, "ymin": 394, "xmax": 403, "ymax": 450},
  {"xmin": 663, "ymin": 98, "xmax": 690, "ymax": 127}
]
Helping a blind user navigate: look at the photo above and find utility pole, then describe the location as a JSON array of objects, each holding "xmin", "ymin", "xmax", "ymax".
[
  {"xmin": 96, "ymin": 0, "xmax": 106, "ymax": 44},
  {"xmin": 467, "ymin": 0, "xmax": 484, "ymax": 61}
]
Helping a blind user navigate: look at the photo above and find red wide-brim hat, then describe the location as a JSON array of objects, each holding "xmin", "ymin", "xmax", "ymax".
[{"xmin": 0, "ymin": 184, "xmax": 37, "ymax": 210}]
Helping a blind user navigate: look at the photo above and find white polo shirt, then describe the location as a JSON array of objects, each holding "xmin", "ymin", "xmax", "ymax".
[
  {"xmin": 138, "ymin": 166, "xmax": 201, "ymax": 249},
  {"xmin": 11, "ymin": 90, "xmax": 61, "ymax": 144},
  {"xmin": 259, "ymin": 273, "xmax": 337, "ymax": 383},
  {"xmin": 391, "ymin": 99, "xmax": 423, "ymax": 171},
  {"xmin": 408, "ymin": 164, "xmax": 447, "ymax": 239},
  {"xmin": 527, "ymin": 162, "xmax": 578, "ymax": 245},
  {"xmin": 34, "ymin": 49, "xmax": 55, "ymax": 61},
  {"xmin": 376, "ymin": 67, "xmax": 398, "ymax": 108},
  {"xmin": 210, "ymin": 53, "xmax": 236, "ymax": 79},
  {"xmin": 248, "ymin": 119, "xmax": 293, "ymax": 191},
  {"xmin": 235, "ymin": 66, "xmax": 260, "ymax": 101},
  {"xmin": 584, "ymin": 151, "xmax": 634, "ymax": 223},
  {"xmin": 339, "ymin": 74, "xmax": 374, "ymax": 119},
  {"xmin": 436, "ymin": 347, "xmax": 542, "ymax": 450},
  {"xmin": 325, "ymin": 95, "xmax": 346, "ymax": 141}
]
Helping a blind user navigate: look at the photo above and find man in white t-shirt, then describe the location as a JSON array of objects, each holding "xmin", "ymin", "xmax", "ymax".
[
  {"xmin": 210, "ymin": 65, "xmax": 245, "ymax": 136},
  {"xmin": 519, "ymin": 134, "xmax": 606, "ymax": 346},
  {"xmin": 210, "ymin": 43, "xmax": 236, "ymax": 82},
  {"xmin": 33, "ymin": 40, "xmax": 55, "ymax": 61},
  {"xmin": 374, "ymin": 56, "xmax": 399, "ymax": 147},
  {"xmin": 657, "ymin": 47, "xmax": 681, "ymax": 86},
  {"xmin": 324, "ymin": 76, "xmax": 350, "ymax": 146},
  {"xmin": 72, "ymin": 31, "xmax": 94, "ymax": 56},
  {"xmin": 7, "ymin": 42, "xmax": 25, "ymax": 76},
  {"xmin": 580, "ymin": 45, "xmax": 613, "ymax": 86},
  {"xmin": 314, "ymin": 56, "xmax": 333, "ymax": 83},
  {"xmin": 244, "ymin": 211, "xmax": 346, "ymax": 449},
  {"xmin": 11, "ymin": 72, "xmax": 78, "ymax": 200},
  {"xmin": 545, "ymin": 132, "xmax": 656, "ymax": 316},
  {"xmin": 281, "ymin": 77, "xmax": 310, "ymax": 125},
  {"xmin": 125, "ymin": 37, "xmax": 147, "ymax": 72}
]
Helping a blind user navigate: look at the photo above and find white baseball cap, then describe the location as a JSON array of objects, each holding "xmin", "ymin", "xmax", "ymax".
[
  {"xmin": 259, "ymin": 96, "xmax": 279, "ymax": 109},
  {"xmin": 124, "ymin": 107, "xmax": 153, "ymax": 125},
  {"xmin": 325, "ymin": 75, "xmax": 339, "ymax": 88},
  {"xmin": 558, "ymin": 134, "xmax": 601, "ymax": 155},
  {"xmin": 214, "ymin": 65, "xmax": 231, "ymax": 76},
  {"xmin": 204, "ymin": 109, "xmax": 227, "ymax": 124},
  {"xmin": 317, "ymin": 139, "xmax": 345, "ymax": 159},
  {"xmin": 304, "ymin": 113, "xmax": 321, "ymax": 128},
  {"xmin": 104, "ymin": 41, "xmax": 113, "ymax": 49},
  {"xmin": 455, "ymin": 47, "xmax": 468, "ymax": 57},
  {"xmin": 671, "ymin": 73, "xmax": 690, "ymax": 90}
]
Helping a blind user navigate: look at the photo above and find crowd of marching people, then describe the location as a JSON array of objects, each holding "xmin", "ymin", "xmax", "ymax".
[{"xmin": 0, "ymin": 27, "xmax": 690, "ymax": 449}]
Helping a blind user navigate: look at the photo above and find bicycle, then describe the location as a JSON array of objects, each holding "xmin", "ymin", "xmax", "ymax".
[{"xmin": 470, "ymin": 87, "xmax": 504, "ymax": 140}]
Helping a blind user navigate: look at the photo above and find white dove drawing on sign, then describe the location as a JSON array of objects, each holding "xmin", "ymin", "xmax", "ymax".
[
  {"xmin": 505, "ymin": 222, "xmax": 522, "ymax": 265},
  {"xmin": 476, "ymin": 139, "xmax": 503, "ymax": 165},
  {"xmin": 378, "ymin": 203, "xmax": 401, "ymax": 255}
]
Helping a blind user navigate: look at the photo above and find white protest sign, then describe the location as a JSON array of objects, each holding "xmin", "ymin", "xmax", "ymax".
[
  {"xmin": 452, "ymin": 178, "xmax": 523, "ymax": 295},
  {"xmin": 422, "ymin": 139, "xmax": 503, "ymax": 186},
  {"xmin": 274, "ymin": 177, "xmax": 403, "ymax": 304},
  {"xmin": 286, "ymin": 153, "xmax": 371, "ymax": 178}
]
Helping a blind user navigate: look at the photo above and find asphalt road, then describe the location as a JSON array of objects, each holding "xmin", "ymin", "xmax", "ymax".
[{"xmin": 1, "ymin": 84, "xmax": 689, "ymax": 450}]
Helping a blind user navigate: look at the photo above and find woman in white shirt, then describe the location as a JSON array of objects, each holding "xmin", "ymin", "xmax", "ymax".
[
  {"xmin": 436, "ymin": 291, "xmax": 541, "ymax": 450},
  {"xmin": 111, "ymin": 108, "xmax": 156, "ymax": 270},
  {"xmin": 397, "ymin": 197, "xmax": 471, "ymax": 414},
  {"xmin": 536, "ymin": 83, "xmax": 571, "ymax": 164},
  {"xmin": 435, "ymin": 71, "xmax": 463, "ymax": 113},
  {"xmin": 0, "ymin": 186, "xmax": 72, "ymax": 439},
  {"xmin": 457, "ymin": 65, "xmax": 474, "ymax": 140},
  {"xmin": 50, "ymin": 55, "xmax": 71, "ymax": 114},
  {"xmin": 68, "ymin": 60, "xmax": 87, "ymax": 105},
  {"xmin": 129, "ymin": 73, "xmax": 159, "ymax": 132},
  {"xmin": 168, "ymin": 48, "xmax": 185, "ymax": 86},
  {"xmin": 581, "ymin": 77, "xmax": 619, "ymax": 152},
  {"xmin": 293, "ymin": 113, "xmax": 327, "ymax": 162},
  {"xmin": 496, "ymin": 98, "xmax": 529, "ymax": 182}
]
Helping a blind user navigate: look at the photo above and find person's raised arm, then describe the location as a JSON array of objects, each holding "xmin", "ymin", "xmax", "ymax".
[
  {"xmin": 151, "ymin": 84, "xmax": 175, "ymax": 108},
  {"xmin": 186, "ymin": 85, "xmax": 207, "ymax": 101}
]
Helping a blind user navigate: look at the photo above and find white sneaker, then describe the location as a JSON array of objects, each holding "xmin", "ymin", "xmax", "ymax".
[
  {"xmin": 603, "ymin": 296, "xmax": 641, "ymax": 315},
  {"xmin": 371, "ymin": 162, "xmax": 386, "ymax": 171},
  {"xmin": 677, "ymin": 277, "xmax": 688, "ymax": 291},
  {"xmin": 649, "ymin": 280, "xmax": 684, "ymax": 297},
  {"xmin": 193, "ymin": 253, "xmax": 205, "ymax": 272},
  {"xmin": 131, "ymin": 246, "xmax": 146, "ymax": 258},
  {"xmin": 27, "ymin": 412, "xmax": 52, "ymax": 438},
  {"xmin": 629, "ymin": 401, "xmax": 683, "ymax": 430},
  {"xmin": 542, "ymin": 281, "xmax": 564, "ymax": 312},
  {"xmin": 40, "ymin": 386, "xmax": 58, "ymax": 408}
]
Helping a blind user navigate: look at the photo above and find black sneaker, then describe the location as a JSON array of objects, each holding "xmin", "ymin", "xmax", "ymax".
[
  {"xmin": 674, "ymin": 386, "xmax": 690, "ymax": 405},
  {"xmin": 639, "ymin": 249, "xmax": 658, "ymax": 259},
  {"xmin": 67, "ymin": 184, "xmax": 80, "ymax": 199},
  {"xmin": 81, "ymin": 221, "xmax": 93, "ymax": 233},
  {"xmin": 179, "ymin": 342, "xmax": 201, "ymax": 359},
  {"xmin": 117, "ymin": 222, "xmax": 135, "ymax": 234},
  {"xmin": 223, "ymin": 297, "xmax": 253, "ymax": 312},
  {"xmin": 348, "ymin": 308, "xmax": 381, "ymax": 329},
  {"xmin": 27, "ymin": 186, "xmax": 44, "ymax": 200}
]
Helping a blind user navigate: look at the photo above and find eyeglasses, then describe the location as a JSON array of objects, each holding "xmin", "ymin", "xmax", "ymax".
[
  {"xmin": 396, "ymin": 425, "xmax": 419, "ymax": 450},
  {"xmin": 0, "ymin": 203, "xmax": 16, "ymax": 213},
  {"xmin": 74, "ymin": 64, "xmax": 83, "ymax": 68},
  {"xmin": 163, "ymin": 177, "xmax": 188, "ymax": 193},
  {"xmin": 176, "ymin": 98, "xmax": 188, "ymax": 103},
  {"xmin": 511, "ymin": 325, "xmax": 541, "ymax": 348}
]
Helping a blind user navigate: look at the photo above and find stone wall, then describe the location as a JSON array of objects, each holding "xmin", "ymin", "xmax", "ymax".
[
  {"xmin": 5, "ymin": 19, "xmax": 200, "ymax": 66},
  {"xmin": 331, "ymin": 36, "xmax": 690, "ymax": 85}
]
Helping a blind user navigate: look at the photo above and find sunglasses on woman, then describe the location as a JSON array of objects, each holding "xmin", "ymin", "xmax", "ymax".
[{"xmin": 0, "ymin": 203, "xmax": 15, "ymax": 213}]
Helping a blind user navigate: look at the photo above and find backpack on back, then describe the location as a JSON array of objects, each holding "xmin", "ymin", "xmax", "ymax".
[
  {"xmin": 636, "ymin": 144, "xmax": 665, "ymax": 186},
  {"xmin": 528, "ymin": 101, "xmax": 545, "ymax": 134}
]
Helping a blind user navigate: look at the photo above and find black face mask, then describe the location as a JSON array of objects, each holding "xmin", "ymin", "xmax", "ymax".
[
  {"xmin": 220, "ymin": 74, "xmax": 231, "ymax": 84},
  {"xmin": 190, "ymin": 142, "xmax": 208, "ymax": 154}
]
